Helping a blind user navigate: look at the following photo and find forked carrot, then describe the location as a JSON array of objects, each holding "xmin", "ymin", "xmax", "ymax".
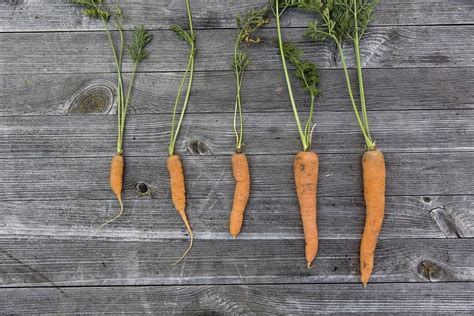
[
  {"xmin": 294, "ymin": 151, "xmax": 319, "ymax": 268},
  {"xmin": 167, "ymin": 155, "xmax": 193, "ymax": 264},
  {"xmin": 360, "ymin": 149, "xmax": 385, "ymax": 287},
  {"xmin": 229, "ymin": 153, "xmax": 251, "ymax": 238}
]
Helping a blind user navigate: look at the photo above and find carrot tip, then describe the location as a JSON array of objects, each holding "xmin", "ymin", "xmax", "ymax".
[
  {"xmin": 307, "ymin": 262, "xmax": 314, "ymax": 269},
  {"xmin": 362, "ymin": 281, "xmax": 368, "ymax": 288},
  {"xmin": 232, "ymin": 235, "xmax": 237, "ymax": 239}
]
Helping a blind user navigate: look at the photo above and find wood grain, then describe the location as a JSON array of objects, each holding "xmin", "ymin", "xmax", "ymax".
[
  {"xmin": 1, "ymin": 0, "xmax": 473, "ymax": 32},
  {"xmin": 0, "ymin": 283, "xmax": 472, "ymax": 314},
  {"xmin": 2, "ymin": 195, "xmax": 472, "ymax": 240},
  {"xmin": 1, "ymin": 153, "xmax": 474, "ymax": 201},
  {"xmin": 1, "ymin": 26, "xmax": 473, "ymax": 74},
  {"xmin": 1, "ymin": 110, "xmax": 474, "ymax": 158},
  {"xmin": 1, "ymin": 67, "xmax": 473, "ymax": 116},
  {"xmin": 0, "ymin": 238, "xmax": 472, "ymax": 287}
]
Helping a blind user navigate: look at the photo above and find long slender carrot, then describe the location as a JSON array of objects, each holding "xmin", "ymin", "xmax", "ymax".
[
  {"xmin": 294, "ymin": 151, "xmax": 319, "ymax": 269},
  {"xmin": 229, "ymin": 153, "xmax": 251, "ymax": 238},
  {"xmin": 360, "ymin": 149, "xmax": 386, "ymax": 287},
  {"xmin": 167, "ymin": 155, "xmax": 193, "ymax": 264}
]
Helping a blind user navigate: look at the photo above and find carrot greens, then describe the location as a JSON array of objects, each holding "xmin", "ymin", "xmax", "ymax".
[
  {"xmin": 299, "ymin": 0, "xmax": 378, "ymax": 150},
  {"xmin": 73, "ymin": 0, "xmax": 152, "ymax": 154},
  {"xmin": 271, "ymin": 0, "xmax": 321, "ymax": 151},
  {"xmin": 168, "ymin": 0, "xmax": 196, "ymax": 156},
  {"xmin": 232, "ymin": 7, "xmax": 269, "ymax": 153}
]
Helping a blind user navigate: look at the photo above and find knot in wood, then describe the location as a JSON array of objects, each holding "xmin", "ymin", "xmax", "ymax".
[{"xmin": 68, "ymin": 81, "xmax": 114, "ymax": 114}]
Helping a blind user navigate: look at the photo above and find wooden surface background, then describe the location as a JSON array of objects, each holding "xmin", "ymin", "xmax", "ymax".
[{"xmin": 1, "ymin": 0, "xmax": 473, "ymax": 314}]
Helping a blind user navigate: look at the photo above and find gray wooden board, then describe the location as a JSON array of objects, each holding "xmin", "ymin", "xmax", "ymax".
[
  {"xmin": 1, "ymin": 67, "xmax": 474, "ymax": 116},
  {"xmin": 2, "ymin": 26, "xmax": 474, "ymax": 74},
  {"xmin": 1, "ymin": 0, "xmax": 474, "ymax": 313},
  {"xmin": 0, "ymin": 283, "xmax": 473, "ymax": 314},
  {"xmin": 1, "ymin": 195, "xmax": 472, "ymax": 239},
  {"xmin": 1, "ymin": 153, "xmax": 474, "ymax": 201},
  {"xmin": 0, "ymin": 238, "xmax": 472, "ymax": 286},
  {"xmin": 1, "ymin": 110, "xmax": 474, "ymax": 158},
  {"xmin": 1, "ymin": 0, "xmax": 473, "ymax": 32}
]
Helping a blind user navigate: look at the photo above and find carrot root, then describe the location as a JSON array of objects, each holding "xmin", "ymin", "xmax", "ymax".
[
  {"xmin": 95, "ymin": 154, "xmax": 124, "ymax": 234},
  {"xmin": 294, "ymin": 151, "xmax": 319, "ymax": 268},
  {"xmin": 229, "ymin": 153, "xmax": 251, "ymax": 238},
  {"xmin": 167, "ymin": 155, "xmax": 193, "ymax": 264},
  {"xmin": 360, "ymin": 149, "xmax": 386, "ymax": 287}
]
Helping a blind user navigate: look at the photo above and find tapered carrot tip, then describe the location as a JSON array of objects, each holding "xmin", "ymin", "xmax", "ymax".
[
  {"xmin": 362, "ymin": 281, "xmax": 368, "ymax": 288},
  {"xmin": 307, "ymin": 262, "xmax": 314, "ymax": 269},
  {"xmin": 232, "ymin": 235, "xmax": 237, "ymax": 239}
]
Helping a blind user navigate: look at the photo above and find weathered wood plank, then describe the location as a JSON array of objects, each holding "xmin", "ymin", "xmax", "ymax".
[
  {"xmin": 2, "ymin": 67, "xmax": 473, "ymax": 116},
  {"xmin": 0, "ymin": 238, "xmax": 472, "ymax": 286},
  {"xmin": 2, "ymin": 110, "xmax": 474, "ymax": 158},
  {"xmin": 1, "ymin": 283, "xmax": 473, "ymax": 314},
  {"xmin": 2, "ymin": 195, "xmax": 472, "ymax": 239},
  {"xmin": 0, "ymin": 153, "xmax": 473, "ymax": 201},
  {"xmin": 1, "ymin": 26, "xmax": 473, "ymax": 74},
  {"xmin": 1, "ymin": 0, "xmax": 473, "ymax": 32}
]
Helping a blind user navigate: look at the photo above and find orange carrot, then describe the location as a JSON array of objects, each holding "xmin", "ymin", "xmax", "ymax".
[
  {"xmin": 167, "ymin": 155, "xmax": 193, "ymax": 264},
  {"xmin": 229, "ymin": 153, "xmax": 251, "ymax": 238},
  {"xmin": 95, "ymin": 154, "xmax": 124, "ymax": 232},
  {"xmin": 294, "ymin": 151, "xmax": 319, "ymax": 268},
  {"xmin": 360, "ymin": 149, "xmax": 386, "ymax": 287}
]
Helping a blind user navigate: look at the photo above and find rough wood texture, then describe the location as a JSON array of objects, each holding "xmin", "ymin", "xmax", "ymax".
[
  {"xmin": 1, "ymin": 0, "xmax": 473, "ymax": 32},
  {"xmin": 0, "ymin": 283, "xmax": 472, "ymax": 314},
  {"xmin": 1, "ymin": 153, "xmax": 474, "ymax": 201},
  {"xmin": 2, "ymin": 110, "xmax": 474, "ymax": 158},
  {"xmin": 1, "ymin": 0, "xmax": 473, "ymax": 313},
  {"xmin": 0, "ymin": 238, "xmax": 472, "ymax": 286},
  {"xmin": 2, "ymin": 26, "xmax": 474, "ymax": 74},
  {"xmin": 1, "ymin": 68, "xmax": 473, "ymax": 116},
  {"xmin": 2, "ymin": 195, "xmax": 472, "ymax": 240}
]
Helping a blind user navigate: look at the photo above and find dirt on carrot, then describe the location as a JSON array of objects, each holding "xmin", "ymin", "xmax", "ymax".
[
  {"xmin": 294, "ymin": 151, "xmax": 319, "ymax": 268},
  {"xmin": 229, "ymin": 153, "xmax": 251, "ymax": 238},
  {"xmin": 360, "ymin": 149, "xmax": 386, "ymax": 287}
]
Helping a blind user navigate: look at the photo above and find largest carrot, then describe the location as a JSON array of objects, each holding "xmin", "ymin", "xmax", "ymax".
[
  {"xmin": 360, "ymin": 149, "xmax": 385, "ymax": 287},
  {"xmin": 294, "ymin": 151, "xmax": 319, "ymax": 268}
]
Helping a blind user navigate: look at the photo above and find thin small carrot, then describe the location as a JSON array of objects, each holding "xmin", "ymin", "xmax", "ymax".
[
  {"xmin": 360, "ymin": 149, "xmax": 386, "ymax": 287},
  {"xmin": 167, "ymin": 155, "xmax": 193, "ymax": 264},
  {"xmin": 294, "ymin": 151, "xmax": 319, "ymax": 269},
  {"xmin": 95, "ymin": 154, "xmax": 124, "ymax": 232},
  {"xmin": 229, "ymin": 153, "xmax": 251, "ymax": 238}
]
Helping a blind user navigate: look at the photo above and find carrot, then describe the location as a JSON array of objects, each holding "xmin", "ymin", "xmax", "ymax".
[
  {"xmin": 294, "ymin": 151, "xmax": 319, "ymax": 268},
  {"xmin": 229, "ymin": 153, "xmax": 251, "ymax": 238},
  {"xmin": 95, "ymin": 154, "xmax": 124, "ymax": 232},
  {"xmin": 167, "ymin": 155, "xmax": 193, "ymax": 264},
  {"xmin": 167, "ymin": 0, "xmax": 196, "ymax": 264},
  {"xmin": 360, "ymin": 149, "xmax": 386, "ymax": 287}
]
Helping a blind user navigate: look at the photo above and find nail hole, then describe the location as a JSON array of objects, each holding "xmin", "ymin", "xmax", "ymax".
[
  {"xmin": 423, "ymin": 197, "xmax": 431, "ymax": 203},
  {"xmin": 188, "ymin": 140, "xmax": 209, "ymax": 155},
  {"xmin": 136, "ymin": 182, "xmax": 149, "ymax": 194}
]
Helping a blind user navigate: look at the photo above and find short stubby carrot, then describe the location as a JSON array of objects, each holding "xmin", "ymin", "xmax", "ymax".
[
  {"xmin": 294, "ymin": 151, "xmax": 319, "ymax": 268},
  {"xmin": 95, "ymin": 154, "xmax": 124, "ymax": 233},
  {"xmin": 167, "ymin": 155, "xmax": 193, "ymax": 264},
  {"xmin": 229, "ymin": 153, "xmax": 250, "ymax": 238},
  {"xmin": 360, "ymin": 149, "xmax": 386, "ymax": 287}
]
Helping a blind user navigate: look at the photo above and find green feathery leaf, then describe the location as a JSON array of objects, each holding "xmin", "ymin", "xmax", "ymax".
[{"xmin": 128, "ymin": 26, "xmax": 153, "ymax": 64}]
